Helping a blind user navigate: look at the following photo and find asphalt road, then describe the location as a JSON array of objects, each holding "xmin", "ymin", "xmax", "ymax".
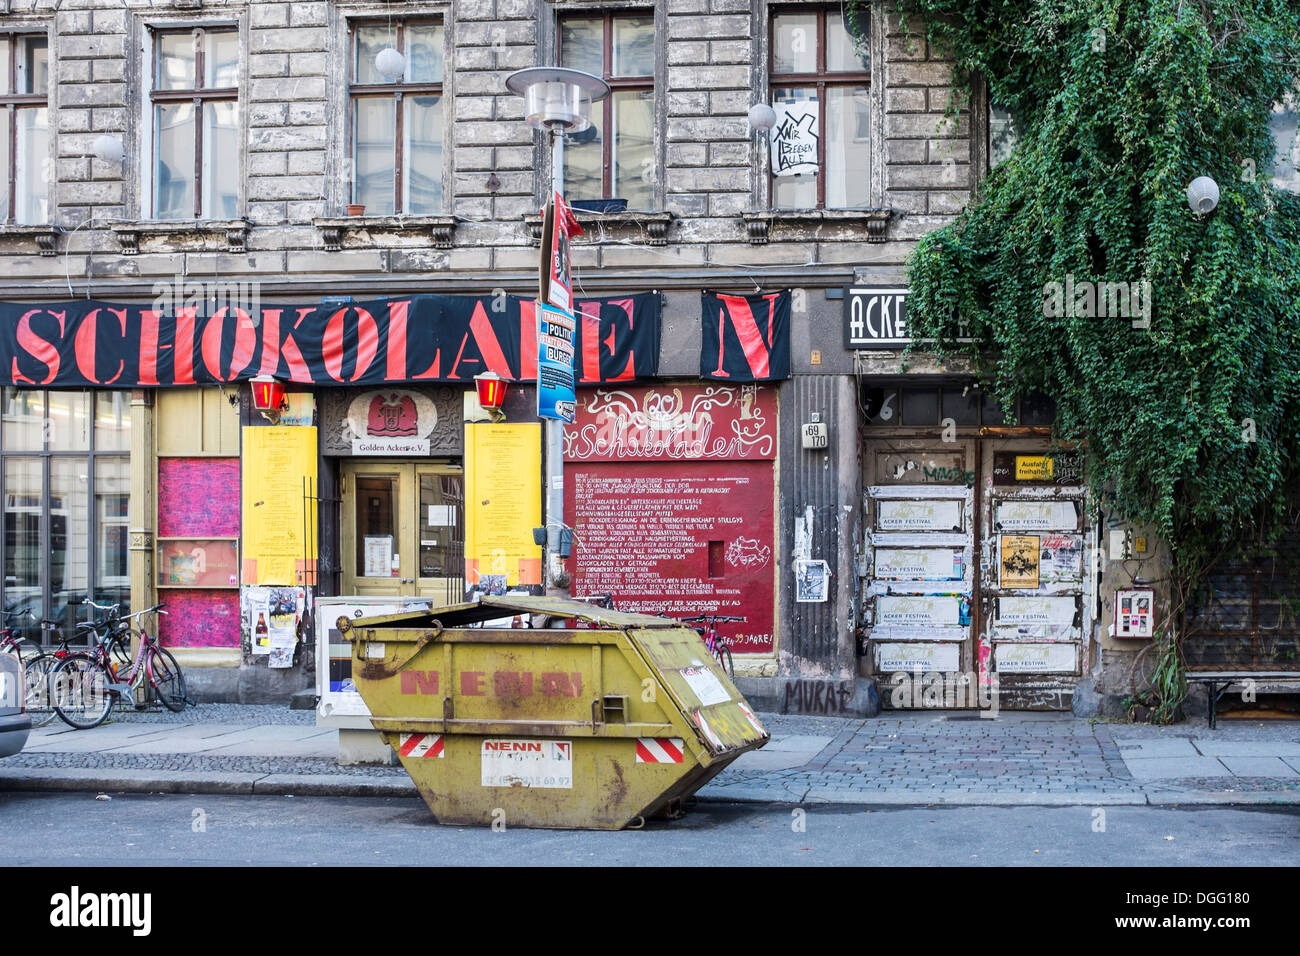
[{"xmin": 3, "ymin": 791, "xmax": 1298, "ymax": 867}]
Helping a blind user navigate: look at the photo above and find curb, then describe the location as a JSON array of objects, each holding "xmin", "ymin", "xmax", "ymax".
[{"xmin": 5, "ymin": 767, "xmax": 1300, "ymax": 807}]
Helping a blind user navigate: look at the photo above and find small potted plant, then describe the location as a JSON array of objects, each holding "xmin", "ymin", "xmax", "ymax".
[{"xmin": 346, "ymin": 203, "xmax": 366, "ymax": 217}]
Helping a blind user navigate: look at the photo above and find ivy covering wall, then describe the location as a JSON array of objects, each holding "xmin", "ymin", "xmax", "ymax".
[{"xmin": 870, "ymin": 1, "xmax": 1300, "ymax": 590}]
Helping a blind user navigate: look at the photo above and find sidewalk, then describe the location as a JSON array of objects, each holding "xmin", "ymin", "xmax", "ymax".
[{"xmin": 3, "ymin": 704, "xmax": 1299, "ymax": 807}]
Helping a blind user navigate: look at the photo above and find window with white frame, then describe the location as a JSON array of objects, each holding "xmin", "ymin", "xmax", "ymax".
[
  {"xmin": 150, "ymin": 27, "xmax": 239, "ymax": 219},
  {"xmin": 349, "ymin": 20, "xmax": 445, "ymax": 216},
  {"xmin": 0, "ymin": 33, "xmax": 49, "ymax": 224}
]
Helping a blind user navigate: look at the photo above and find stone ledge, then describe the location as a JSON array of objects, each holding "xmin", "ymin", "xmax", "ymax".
[
  {"xmin": 521, "ymin": 210, "xmax": 675, "ymax": 247},
  {"xmin": 0, "ymin": 223, "xmax": 64, "ymax": 257},
  {"xmin": 109, "ymin": 219, "xmax": 250, "ymax": 255},
  {"xmin": 741, "ymin": 207, "xmax": 893, "ymax": 245},
  {"xmin": 312, "ymin": 215, "xmax": 459, "ymax": 251}
]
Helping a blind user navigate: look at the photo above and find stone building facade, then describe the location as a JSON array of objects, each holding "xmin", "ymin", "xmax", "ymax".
[{"xmin": 0, "ymin": 0, "xmax": 1177, "ymax": 716}]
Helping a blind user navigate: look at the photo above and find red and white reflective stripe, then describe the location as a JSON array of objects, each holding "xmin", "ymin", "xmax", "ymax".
[
  {"xmin": 635, "ymin": 737, "xmax": 685, "ymax": 764},
  {"xmin": 399, "ymin": 733, "xmax": 444, "ymax": 758},
  {"xmin": 737, "ymin": 701, "xmax": 767, "ymax": 736}
]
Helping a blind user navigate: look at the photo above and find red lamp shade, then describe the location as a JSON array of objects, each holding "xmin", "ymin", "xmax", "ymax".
[
  {"xmin": 475, "ymin": 371, "xmax": 507, "ymax": 410},
  {"xmin": 250, "ymin": 375, "xmax": 286, "ymax": 412}
]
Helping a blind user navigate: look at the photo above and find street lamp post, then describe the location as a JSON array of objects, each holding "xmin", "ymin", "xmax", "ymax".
[{"xmin": 505, "ymin": 67, "xmax": 610, "ymax": 596}]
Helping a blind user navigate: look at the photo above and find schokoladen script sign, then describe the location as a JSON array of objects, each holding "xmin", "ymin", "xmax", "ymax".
[{"xmin": 0, "ymin": 292, "xmax": 659, "ymax": 388}]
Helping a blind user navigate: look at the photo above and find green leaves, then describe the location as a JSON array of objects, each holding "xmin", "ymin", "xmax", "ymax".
[{"xmin": 890, "ymin": 0, "xmax": 1300, "ymax": 571}]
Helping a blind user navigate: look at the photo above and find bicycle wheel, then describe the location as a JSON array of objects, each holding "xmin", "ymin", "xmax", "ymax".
[
  {"xmin": 713, "ymin": 642, "xmax": 734, "ymax": 680},
  {"xmin": 4, "ymin": 636, "xmax": 43, "ymax": 664},
  {"xmin": 23, "ymin": 653, "xmax": 59, "ymax": 728},
  {"xmin": 147, "ymin": 646, "xmax": 188, "ymax": 712},
  {"xmin": 52, "ymin": 654, "xmax": 114, "ymax": 729}
]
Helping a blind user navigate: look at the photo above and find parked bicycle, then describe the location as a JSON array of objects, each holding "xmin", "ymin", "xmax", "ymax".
[
  {"xmin": 679, "ymin": 614, "xmax": 746, "ymax": 679},
  {"xmin": 51, "ymin": 603, "xmax": 189, "ymax": 730},
  {"xmin": 0, "ymin": 610, "xmax": 43, "ymax": 663},
  {"xmin": 2, "ymin": 612, "xmax": 65, "ymax": 727}
]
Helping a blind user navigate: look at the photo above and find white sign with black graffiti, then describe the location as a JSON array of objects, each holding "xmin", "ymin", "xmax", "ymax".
[{"xmin": 770, "ymin": 100, "xmax": 820, "ymax": 177}]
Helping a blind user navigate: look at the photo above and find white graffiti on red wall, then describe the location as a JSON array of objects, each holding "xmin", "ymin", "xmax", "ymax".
[
  {"xmin": 726, "ymin": 537, "xmax": 772, "ymax": 569},
  {"xmin": 564, "ymin": 385, "xmax": 776, "ymax": 462}
]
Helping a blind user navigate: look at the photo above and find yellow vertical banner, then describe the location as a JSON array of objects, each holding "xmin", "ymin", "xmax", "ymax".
[
  {"xmin": 241, "ymin": 426, "xmax": 318, "ymax": 585},
  {"xmin": 465, "ymin": 423, "xmax": 542, "ymax": 590}
]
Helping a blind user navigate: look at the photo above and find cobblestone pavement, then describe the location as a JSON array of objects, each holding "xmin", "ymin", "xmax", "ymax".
[{"xmin": 6, "ymin": 705, "xmax": 1300, "ymax": 803}]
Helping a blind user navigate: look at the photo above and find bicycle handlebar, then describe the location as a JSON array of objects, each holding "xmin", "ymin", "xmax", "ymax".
[{"xmin": 680, "ymin": 614, "xmax": 747, "ymax": 624}]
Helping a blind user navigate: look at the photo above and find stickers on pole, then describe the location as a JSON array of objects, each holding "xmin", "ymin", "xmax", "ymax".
[
  {"xmin": 480, "ymin": 738, "xmax": 573, "ymax": 789},
  {"xmin": 537, "ymin": 301, "xmax": 577, "ymax": 423},
  {"xmin": 635, "ymin": 738, "xmax": 686, "ymax": 764},
  {"xmin": 399, "ymin": 733, "xmax": 444, "ymax": 758}
]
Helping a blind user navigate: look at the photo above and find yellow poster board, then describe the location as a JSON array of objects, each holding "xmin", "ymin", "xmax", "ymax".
[
  {"xmin": 465, "ymin": 423, "xmax": 542, "ymax": 589},
  {"xmin": 241, "ymin": 426, "xmax": 318, "ymax": 585}
]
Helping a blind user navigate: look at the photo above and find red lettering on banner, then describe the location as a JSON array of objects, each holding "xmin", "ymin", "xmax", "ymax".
[
  {"xmin": 400, "ymin": 670, "xmax": 440, "ymax": 695},
  {"xmin": 460, "ymin": 671, "xmax": 486, "ymax": 696},
  {"xmin": 711, "ymin": 293, "xmax": 779, "ymax": 379},
  {"xmin": 74, "ymin": 307, "xmax": 127, "ymax": 385},
  {"xmin": 540, "ymin": 672, "xmax": 583, "ymax": 698},
  {"xmin": 199, "ymin": 307, "xmax": 257, "ymax": 382},
  {"xmin": 10, "ymin": 309, "xmax": 65, "ymax": 385},
  {"xmin": 173, "ymin": 307, "xmax": 198, "ymax": 384},
  {"xmin": 138, "ymin": 310, "xmax": 161, "ymax": 386},
  {"xmin": 483, "ymin": 741, "xmax": 543, "ymax": 752},
  {"xmin": 518, "ymin": 299, "xmax": 537, "ymax": 381},
  {"xmin": 322, "ymin": 307, "xmax": 380, "ymax": 382},
  {"xmin": 449, "ymin": 300, "xmax": 511, "ymax": 380},
  {"xmin": 493, "ymin": 671, "xmax": 534, "ymax": 698},
  {"xmin": 258, "ymin": 307, "xmax": 316, "ymax": 381},
  {"xmin": 385, "ymin": 300, "xmax": 410, "ymax": 381},
  {"xmin": 579, "ymin": 301, "xmax": 601, "ymax": 382}
]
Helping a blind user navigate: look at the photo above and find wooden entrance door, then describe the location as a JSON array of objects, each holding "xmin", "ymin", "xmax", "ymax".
[{"xmin": 340, "ymin": 460, "xmax": 464, "ymax": 604}]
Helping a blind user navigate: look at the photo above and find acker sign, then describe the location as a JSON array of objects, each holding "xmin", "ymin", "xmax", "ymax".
[{"xmin": 843, "ymin": 287, "xmax": 976, "ymax": 349}]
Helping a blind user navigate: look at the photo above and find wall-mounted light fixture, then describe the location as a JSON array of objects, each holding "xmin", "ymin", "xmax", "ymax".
[{"xmin": 250, "ymin": 375, "xmax": 288, "ymax": 424}]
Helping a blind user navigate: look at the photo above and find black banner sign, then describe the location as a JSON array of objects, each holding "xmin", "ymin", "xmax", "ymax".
[
  {"xmin": 0, "ymin": 292, "xmax": 660, "ymax": 388},
  {"xmin": 700, "ymin": 290, "xmax": 790, "ymax": 382}
]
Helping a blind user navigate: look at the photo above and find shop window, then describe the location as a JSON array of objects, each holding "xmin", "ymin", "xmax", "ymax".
[
  {"xmin": 988, "ymin": 102, "xmax": 1019, "ymax": 169},
  {"xmin": 1, "ymin": 388, "xmax": 131, "ymax": 647},
  {"xmin": 899, "ymin": 387, "xmax": 939, "ymax": 425},
  {"xmin": 558, "ymin": 12, "xmax": 655, "ymax": 210},
  {"xmin": 1185, "ymin": 513, "xmax": 1300, "ymax": 669},
  {"xmin": 862, "ymin": 383, "xmax": 1057, "ymax": 427},
  {"xmin": 150, "ymin": 26, "xmax": 239, "ymax": 219},
  {"xmin": 0, "ymin": 33, "xmax": 49, "ymax": 224},
  {"xmin": 1269, "ymin": 83, "xmax": 1299, "ymax": 194},
  {"xmin": 1019, "ymin": 390, "xmax": 1056, "ymax": 425},
  {"xmin": 350, "ymin": 20, "xmax": 445, "ymax": 216},
  {"xmin": 941, "ymin": 387, "xmax": 979, "ymax": 425},
  {"xmin": 769, "ymin": 7, "xmax": 871, "ymax": 209}
]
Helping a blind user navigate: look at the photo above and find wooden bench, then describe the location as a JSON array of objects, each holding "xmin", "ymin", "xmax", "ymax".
[{"xmin": 1185, "ymin": 671, "xmax": 1300, "ymax": 728}]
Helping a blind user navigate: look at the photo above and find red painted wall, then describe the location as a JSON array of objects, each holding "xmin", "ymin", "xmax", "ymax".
[
  {"xmin": 564, "ymin": 384, "xmax": 777, "ymax": 653},
  {"xmin": 157, "ymin": 590, "xmax": 241, "ymax": 649},
  {"xmin": 157, "ymin": 457, "xmax": 241, "ymax": 647}
]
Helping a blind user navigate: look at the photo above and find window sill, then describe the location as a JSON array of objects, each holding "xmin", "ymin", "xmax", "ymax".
[
  {"xmin": 312, "ymin": 215, "xmax": 459, "ymax": 252},
  {"xmin": 741, "ymin": 207, "xmax": 893, "ymax": 245},
  {"xmin": 522, "ymin": 210, "xmax": 674, "ymax": 247},
  {"xmin": 110, "ymin": 219, "xmax": 250, "ymax": 255},
  {"xmin": 0, "ymin": 223, "xmax": 63, "ymax": 257}
]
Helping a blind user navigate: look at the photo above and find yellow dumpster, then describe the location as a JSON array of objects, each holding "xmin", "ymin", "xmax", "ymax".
[{"xmin": 341, "ymin": 595, "xmax": 769, "ymax": 830}]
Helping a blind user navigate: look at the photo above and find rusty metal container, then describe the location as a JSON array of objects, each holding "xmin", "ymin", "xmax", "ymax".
[{"xmin": 341, "ymin": 595, "xmax": 768, "ymax": 830}]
